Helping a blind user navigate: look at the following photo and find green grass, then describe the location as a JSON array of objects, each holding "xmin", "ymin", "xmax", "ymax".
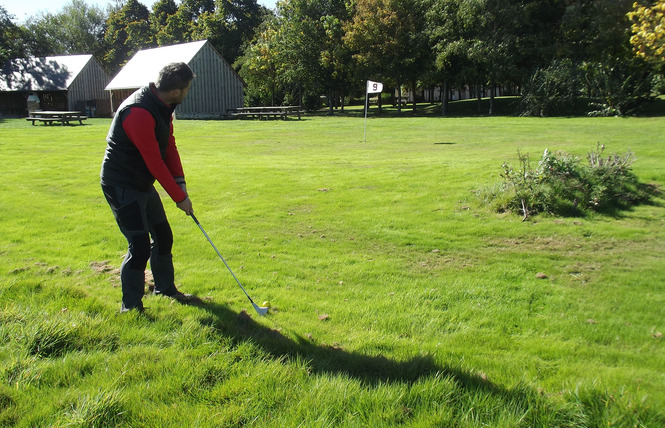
[{"xmin": 1, "ymin": 114, "xmax": 664, "ymax": 426}]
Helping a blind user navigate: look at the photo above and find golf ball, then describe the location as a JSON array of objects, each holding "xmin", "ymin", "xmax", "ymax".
[{"xmin": 262, "ymin": 301, "xmax": 271, "ymax": 308}]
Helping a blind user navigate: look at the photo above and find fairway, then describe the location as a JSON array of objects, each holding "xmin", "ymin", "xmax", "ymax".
[{"xmin": 1, "ymin": 114, "xmax": 664, "ymax": 426}]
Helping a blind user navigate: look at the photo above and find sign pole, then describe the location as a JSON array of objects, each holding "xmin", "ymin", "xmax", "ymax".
[
  {"xmin": 364, "ymin": 88, "xmax": 369, "ymax": 143},
  {"xmin": 364, "ymin": 80, "xmax": 382, "ymax": 143}
]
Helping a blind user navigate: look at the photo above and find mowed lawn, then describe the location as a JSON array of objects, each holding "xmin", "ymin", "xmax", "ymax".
[{"xmin": 1, "ymin": 112, "xmax": 664, "ymax": 426}]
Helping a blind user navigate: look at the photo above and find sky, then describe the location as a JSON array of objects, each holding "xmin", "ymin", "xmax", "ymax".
[{"xmin": 2, "ymin": 0, "xmax": 277, "ymax": 23}]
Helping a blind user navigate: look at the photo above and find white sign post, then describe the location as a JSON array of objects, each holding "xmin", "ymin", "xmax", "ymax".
[{"xmin": 364, "ymin": 80, "xmax": 383, "ymax": 142}]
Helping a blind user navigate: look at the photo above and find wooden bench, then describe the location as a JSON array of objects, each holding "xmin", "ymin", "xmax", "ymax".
[
  {"xmin": 228, "ymin": 106, "xmax": 304, "ymax": 120},
  {"xmin": 63, "ymin": 115, "xmax": 87, "ymax": 125},
  {"xmin": 26, "ymin": 117, "xmax": 63, "ymax": 126},
  {"xmin": 26, "ymin": 113, "xmax": 88, "ymax": 126}
]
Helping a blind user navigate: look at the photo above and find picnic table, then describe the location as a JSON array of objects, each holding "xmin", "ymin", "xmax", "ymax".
[
  {"xmin": 26, "ymin": 111, "xmax": 88, "ymax": 126},
  {"xmin": 228, "ymin": 106, "xmax": 304, "ymax": 120}
]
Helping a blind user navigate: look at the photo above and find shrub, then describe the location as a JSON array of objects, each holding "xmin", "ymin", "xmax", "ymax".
[
  {"xmin": 583, "ymin": 57, "xmax": 656, "ymax": 117},
  {"xmin": 481, "ymin": 144, "xmax": 655, "ymax": 219},
  {"xmin": 520, "ymin": 59, "xmax": 583, "ymax": 117}
]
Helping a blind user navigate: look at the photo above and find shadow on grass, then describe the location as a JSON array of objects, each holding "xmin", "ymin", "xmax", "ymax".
[
  {"xmin": 182, "ymin": 298, "xmax": 546, "ymax": 410},
  {"xmin": 596, "ymin": 183, "xmax": 664, "ymax": 220},
  {"xmin": 185, "ymin": 299, "xmax": 442, "ymax": 385},
  {"xmin": 167, "ymin": 299, "xmax": 665, "ymax": 425}
]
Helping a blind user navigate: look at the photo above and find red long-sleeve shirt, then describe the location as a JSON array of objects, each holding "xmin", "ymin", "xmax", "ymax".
[{"xmin": 122, "ymin": 107, "xmax": 187, "ymax": 203}]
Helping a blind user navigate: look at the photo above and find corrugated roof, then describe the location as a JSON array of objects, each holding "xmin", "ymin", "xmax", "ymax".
[
  {"xmin": 0, "ymin": 54, "xmax": 93, "ymax": 92},
  {"xmin": 105, "ymin": 40, "xmax": 208, "ymax": 90}
]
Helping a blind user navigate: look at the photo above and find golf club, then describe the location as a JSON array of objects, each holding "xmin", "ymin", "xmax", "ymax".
[{"xmin": 190, "ymin": 213, "xmax": 269, "ymax": 316}]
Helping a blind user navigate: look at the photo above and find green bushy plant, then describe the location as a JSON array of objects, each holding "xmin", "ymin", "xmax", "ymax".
[
  {"xmin": 520, "ymin": 59, "xmax": 583, "ymax": 117},
  {"xmin": 482, "ymin": 144, "xmax": 654, "ymax": 218},
  {"xmin": 584, "ymin": 57, "xmax": 656, "ymax": 117}
]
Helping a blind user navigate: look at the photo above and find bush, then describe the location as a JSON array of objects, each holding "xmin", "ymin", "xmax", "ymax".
[
  {"xmin": 583, "ymin": 57, "xmax": 656, "ymax": 117},
  {"xmin": 481, "ymin": 144, "xmax": 655, "ymax": 218},
  {"xmin": 520, "ymin": 59, "xmax": 583, "ymax": 117}
]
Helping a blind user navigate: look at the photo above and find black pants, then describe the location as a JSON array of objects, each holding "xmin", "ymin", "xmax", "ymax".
[{"xmin": 102, "ymin": 183, "xmax": 177, "ymax": 309}]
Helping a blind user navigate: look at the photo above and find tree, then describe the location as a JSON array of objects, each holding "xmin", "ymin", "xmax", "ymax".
[
  {"xmin": 24, "ymin": 0, "xmax": 108, "ymax": 60},
  {"xmin": 154, "ymin": 7, "xmax": 192, "ymax": 46},
  {"xmin": 344, "ymin": 0, "xmax": 428, "ymax": 112},
  {"xmin": 426, "ymin": 0, "xmax": 565, "ymax": 116},
  {"xmin": 104, "ymin": 0, "xmax": 152, "ymax": 71},
  {"xmin": 266, "ymin": 0, "xmax": 351, "ymax": 110},
  {"xmin": 560, "ymin": 0, "xmax": 635, "ymax": 63},
  {"xmin": 628, "ymin": 0, "xmax": 665, "ymax": 73},
  {"xmin": 557, "ymin": 0, "xmax": 655, "ymax": 115},
  {"xmin": 192, "ymin": 0, "xmax": 268, "ymax": 66},
  {"xmin": 320, "ymin": 13, "xmax": 354, "ymax": 112},
  {"xmin": 426, "ymin": 0, "xmax": 495, "ymax": 115},
  {"xmin": 150, "ymin": 0, "xmax": 178, "ymax": 36},
  {"xmin": 0, "ymin": 6, "xmax": 28, "ymax": 63},
  {"xmin": 237, "ymin": 19, "xmax": 283, "ymax": 105}
]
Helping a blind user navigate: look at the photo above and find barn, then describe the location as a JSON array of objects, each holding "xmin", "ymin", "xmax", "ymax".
[
  {"xmin": 0, "ymin": 54, "xmax": 111, "ymax": 117},
  {"xmin": 105, "ymin": 40, "xmax": 245, "ymax": 119}
]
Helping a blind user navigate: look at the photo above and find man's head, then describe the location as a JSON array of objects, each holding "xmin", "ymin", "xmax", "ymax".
[{"xmin": 155, "ymin": 62, "xmax": 195, "ymax": 105}]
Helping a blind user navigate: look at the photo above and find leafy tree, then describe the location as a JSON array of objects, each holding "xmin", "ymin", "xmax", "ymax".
[
  {"xmin": 344, "ymin": 0, "xmax": 428, "ymax": 112},
  {"xmin": 179, "ymin": 0, "xmax": 216, "ymax": 18},
  {"xmin": 520, "ymin": 58, "xmax": 583, "ymax": 116},
  {"xmin": 150, "ymin": 0, "xmax": 178, "ymax": 35},
  {"xmin": 268, "ymin": 0, "xmax": 350, "ymax": 110},
  {"xmin": 560, "ymin": 0, "xmax": 635, "ymax": 63},
  {"xmin": 319, "ymin": 13, "xmax": 354, "ymax": 112},
  {"xmin": 425, "ymin": 0, "xmax": 470, "ymax": 115},
  {"xmin": 273, "ymin": 2, "xmax": 322, "ymax": 106},
  {"xmin": 104, "ymin": 0, "xmax": 152, "ymax": 71},
  {"xmin": 23, "ymin": 0, "xmax": 109, "ymax": 60},
  {"xmin": 557, "ymin": 0, "xmax": 655, "ymax": 115},
  {"xmin": 154, "ymin": 7, "xmax": 192, "ymax": 46},
  {"xmin": 583, "ymin": 55, "xmax": 655, "ymax": 116},
  {"xmin": 192, "ymin": 0, "xmax": 268, "ymax": 66},
  {"xmin": 237, "ymin": 19, "xmax": 284, "ymax": 105},
  {"xmin": 426, "ymin": 0, "xmax": 564, "ymax": 116},
  {"xmin": 0, "ymin": 6, "xmax": 28, "ymax": 63},
  {"xmin": 628, "ymin": 0, "xmax": 665, "ymax": 73}
]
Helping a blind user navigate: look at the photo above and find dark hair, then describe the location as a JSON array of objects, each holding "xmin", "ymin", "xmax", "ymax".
[{"xmin": 155, "ymin": 62, "xmax": 195, "ymax": 91}]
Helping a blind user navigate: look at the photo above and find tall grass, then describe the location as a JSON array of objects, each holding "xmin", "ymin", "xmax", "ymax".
[{"xmin": 1, "ymin": 114, "xmax": 664, "ymax": 426}]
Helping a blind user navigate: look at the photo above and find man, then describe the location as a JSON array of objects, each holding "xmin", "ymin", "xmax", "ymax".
[{"xmin": 101, "ymin": 62, "xmax": 195, "ymax": 312}]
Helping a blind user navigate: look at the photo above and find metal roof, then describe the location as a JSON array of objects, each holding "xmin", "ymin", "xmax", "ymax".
[
  {"xmin": 105, "ymin": 40, "xmax": 208, "ymax": 90},
  {"xmin": 0, "ymin": 55, "xmax": 94, "ymax": 92}
]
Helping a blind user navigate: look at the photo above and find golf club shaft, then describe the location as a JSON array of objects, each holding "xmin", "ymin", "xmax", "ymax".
[{"xmin": 190, "ymin": 213, "xmax": 257, "ymax": 305}]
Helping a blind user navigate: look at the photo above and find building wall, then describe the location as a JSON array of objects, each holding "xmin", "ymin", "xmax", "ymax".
[
  {"xmin": 176, "ymin": 43, "xmax": 244, "ymax": 119},
  {"xmin": 68, "ymin": 57, "xmax": 111, "ymax": 115},
  {"xmin": 108, "ymin": 89, "xmax": 136, "ymax": 113},
  {"xmin": 0, "ymin": 92, "xmax": 28, "ymax": 116}
]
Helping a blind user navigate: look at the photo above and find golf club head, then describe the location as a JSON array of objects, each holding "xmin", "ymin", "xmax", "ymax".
[{"xmin": 252, "ymin": 302, "xmax": 269, "ymax": 316}]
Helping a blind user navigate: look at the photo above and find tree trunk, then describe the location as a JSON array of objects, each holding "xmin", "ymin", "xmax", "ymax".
[
  {"xmin": 397, "ymin": 86, "xmax": 402, "ymax": 114},
  {"xmin": 328, "ymin": 89, "xmax": 333, "ymax": 115},
  {"xmin": 441, "ymin": 80, "xmax": 448, "ymax": 117},
  {"xmin": 477, "ymin": 85, "xmax": 482, "ymax": 115},
  {"xmin": 412, "ymin": 79, "xmax": 417, "ymax": 112}
]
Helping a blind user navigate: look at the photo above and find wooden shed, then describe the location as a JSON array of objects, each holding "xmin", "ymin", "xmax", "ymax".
[
  {"xmin": 105, "ymin": 40, "xmax": 245, "ymax": 119},
  {"xmin": 0, "ymin": 54, "xmax": 111, "ymax": 117}
]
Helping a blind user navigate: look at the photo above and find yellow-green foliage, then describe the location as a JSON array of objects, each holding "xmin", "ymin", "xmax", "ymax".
[{"xmin": 629, "ymin": 1, "xmax": 665, "ymax": 68}]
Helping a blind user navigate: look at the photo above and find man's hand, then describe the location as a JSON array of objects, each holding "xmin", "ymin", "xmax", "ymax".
[{"xmin": 177, "ymin": 197, "xmax": 193, "ymax": 215}]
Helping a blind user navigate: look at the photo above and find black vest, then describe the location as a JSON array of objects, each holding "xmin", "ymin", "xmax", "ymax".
[{"xmin": 100, "ymin": 84, "xmax": 177, "ymax": 191}]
